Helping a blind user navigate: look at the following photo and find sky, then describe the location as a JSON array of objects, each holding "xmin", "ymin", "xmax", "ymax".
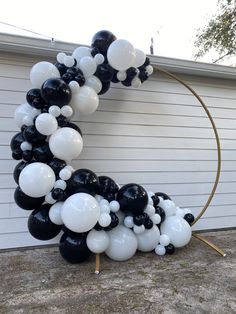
[{"xmin": 0, "ymin": 0, "xmax": 226, "ymax": 63}]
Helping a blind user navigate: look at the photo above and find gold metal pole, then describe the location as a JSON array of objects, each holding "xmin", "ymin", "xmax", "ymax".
[
  {"xmin": 192, "ymin": 233, "xmax": 226, "ymax": 257},
  {"xmin": 95, "ymin": 254, "xmax": 100, "ymax": 274}
]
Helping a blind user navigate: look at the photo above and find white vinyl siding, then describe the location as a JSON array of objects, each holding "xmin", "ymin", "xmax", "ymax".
[{"xmin": 0, "ymin": 51, "xmax": 235, "ymax": 249}]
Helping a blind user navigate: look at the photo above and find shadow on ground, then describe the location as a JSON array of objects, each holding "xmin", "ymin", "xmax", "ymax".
[{"xmin": 0, "ymin": 230, "xmax": 235, "ymax": 314}]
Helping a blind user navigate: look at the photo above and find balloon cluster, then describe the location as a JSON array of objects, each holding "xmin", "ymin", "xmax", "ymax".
[{"xmin": 11, "ymin": 30, "xmax": 195, "ymax": 264}]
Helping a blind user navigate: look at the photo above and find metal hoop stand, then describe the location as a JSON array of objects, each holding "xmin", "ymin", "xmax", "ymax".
[{"xmin": 94, "ymin": 65, "xmax": 226, "ymax": 274}]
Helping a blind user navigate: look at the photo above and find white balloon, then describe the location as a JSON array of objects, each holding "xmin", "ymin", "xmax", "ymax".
[
  {"xmin": 161, "ymin": 216, "xmax": 192, "ymax": 248},
  {"xmin": 161, "ymin": 200, "xmax": 176, "ymax": 216},
  {"xmin": 35, "ymin": 113, "xmax": 58, "ymax": 136},
  {"xmin": 144, "ymin": 204, "xmax": 155, "ymax": 217},
  {"xmin": 159, "ymin": 234, "xmax": 170, "ymax": 246},
  {"xmin": 100, "ymin": 204, "xmax": 110, "ymax": 214},
  {"xmin": 95, "ymin": 195, "xmax": 104, "ymax": 202},
  {"xmin": 79, "ymin": 56, "xmax": 97, "ymax": 77},
  {"xmin": 99, "ymin": 199, "xmax": 109, "ymax": 206},
  {"xmin": 20, "ymin": 141, "xmax": 32, "ymax": 151},
  {"xmin": 54, "ymin": 179, "xmax": 67, "ymax": 190},
  {"xmin": 49, "ymin": 202, "xmax": 63, "ymax": 225},
  {"xmin": 48, "ymin": 105, "xmax": 61, "ymax": 117},
  {"xmin": 117, "ymin": 71, "xmax": 127, "ymax": 81},
  {"xmin": 176, "ymin": 207, "xmax": 185, "ymax": 217},
  {"xmin": 136, "ymin": 225, "xmax": 160, "ymax": 252},
  {"xmin": 85, "ymin": 76, "xmax": 102, "ymax": 94},
  {"xmin": 61, "ymin": 105, "xmax": 73, "ymax": 118},
  {"xmin": 146, "ymin": 65, "xmax": 153, "ymax": 76},
  {"xmin": 14, "ymin": 103, "xmax": 40, "ymax": 128},
  {"xmin": 107, "ymin": 39, "xmax": 136, "ymax": 71},
  {"xmin": 30, "ymin": 61, "xmax": 60, "ymax": 88},
  {"xmin": 183, "ymin": 208, "xmax": 192, "ymax": 215},
  {"xmin": 132, "ymin": 49, "xmax": 146, "ymax": 67},
  {"xmin": 94, "ymin": 53, "xmax": 104, "ymax": 65},
  {"xmin": 116, "ymin": 210, "xmax": 125, "ymax": 224},
  {"xmin": 49, "ymin": 127, "xmax": 83, "ymax": 161},
  {"xmin": 23, "ymin": 115, "xmax": 33, "ymax": 126},
  {"xmin": 131, "ymin": 77, "xmax": 141, "ymax": 88},
  {"xmin": 87, "ymin": 229, "xmax": 110, "ymax": 254},
  {"xmin": 57, "ymin": 52, "xmax": 66, "ymax": 63},
  {"xmin": 124, "ymin": 216, "xmax": 134, "ymax": 228},
  {"xmin": 105, "ymin": 225, "xmax": 137, "ymax": 261},
  {"xmin": 98, "ymin": 213, "xmax": 111, "ymax": 227},
  {"xmin": 109, "ymin": 200, "xmax": 120, "ymax": 213},
  {"xmin": 133, "ymin": 224, "xmax": 145, "ymax": 234},
  {"xmin": 19, "ymin": 162, "xmax": 55, "ymax": 197},
  {"xmin": 69, "ymin": 81, "xmax": 80, "ymax": 93},
  {"xmin": 45, "ymin": 192, "xmax": 56, "ymax": 204},
  {"xmin": 150, "ymin": 213, "xmax": 161, "ymax": 225},
  {"xmin": 63, "ymin": 55, "xmax": 75, "ymax": 67},
  {"xmin": 59, "ymin": 168, "xmax": 72, "ymax": 181},
  {"xmin": 72, "ymin": 47, "xmax": 91, "ymax": 64},
  {"xmin": 61, "ymin": 193, "xmax": 100, "ymax": 233},
  {"xmin": 155, "ymin": 244, "xmax": 166, "ymax": 256},
  {"xmin": 71, "ymin": 86, "xmax": 99, "ymax": 115}
]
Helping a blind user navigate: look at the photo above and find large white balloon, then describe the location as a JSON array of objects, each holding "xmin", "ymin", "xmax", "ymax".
[
  {"xmin": 61, "ymin": 193, "xmax": 100, "ymax": 233},
  {"xmin": 132, "ymin": 49, "xmax": 146, "ymax": 67},
  {"xmin": 70, "ymin": 86, "xmax": 99, "ymax": 115},
  {"xmin": 105, "ymin": 225, "xmax": 137, "ymax": 261},
  {"xmin": 19, "ymin": 162, "xmax": 55, "ymax": 197},
  {"xmin": 86, "ymin": 229, "xmax": 110, "ymax": 253},
  {"xmin": 136, "ymin": 225, "xmax": 160, "ymax": 252},
  {"xmin": 30, "ymin": 61, "xmax": 60, "ymax": 88},
  {"xmin": 107, "ymin": 39, "xmax": 136, "ymax": 71},
  {"xmin": 72, "ymin": 47, "xmax": 91, "ymax": 64},
  {"xmin": 85, "ymin": 76, "xmax": 102, "ymax": 94},
  {"xmin": 35, "ymin": 113, "xmax": 58, "ymax": 135},
  {"xmin": 49, "ymin": 127, "xmax": 83, "ymax": 161},
  {"xmin": 161, "ymin": 216, "xmax": 192, "ymax": 248},
  {"xmin": 49, "ymin": 202, "xmax": 63, "ymax": 225},
  {"xmin": 14, "ymin": 103, "xmax": 40, "ymax": 128}
]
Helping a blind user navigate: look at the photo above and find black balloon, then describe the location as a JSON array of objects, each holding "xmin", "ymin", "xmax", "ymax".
[
  {"xmin": 66, "ymin": 122, "xmax": 82, "ymax": 137},
  {"xmin": 139, "ymin": 70, "xmax": 148, "ymax": 83},
  {"xmin": 51, "ymin": 188, "xmax": 67, "ymax": 201},
  {"xmin": 151, "ymin": 194, "xmax": 160, "ymax": 207},
  {"xmin": 14, "ymin": 186, "xmax": 45, "ymax": 210},
  {"xmin": 98, "ymin": 81, "xmax": 111, "ymax": 95},
  {"xmin": 41, "ymin": 78, "xmax": 72, "ymax": 106},
  {"xmin": 144, "ymin": 218, "xmax": 154, "ymax": 229},
  {"xmin": 54, "ymin": 62, "xmax": 68, "ymax": 76},
  {"xmin": 62, "ymin": 67, "xmax": 85, "ymax": 86},
  {"xmin": 184, "ymin": 213, "xmax": 195, "ymax": 225},
  {"xmin": 104, "ymin": 212, "xmax": 119, "ymax": 231},
  {"xmin": 10, "ymin": 132, "xmax": 24, "ymax": 153},
  {"xmin": 48, "ymin": 158, "xmax": 67, "ymax": 177},
  {"xmin": 133, "ymin": 214, "xmax": 145, "ymax": 226},
  {"xmin": 59, "ymin": 232, "xmax": 92, "ymax": 263},
  {"xmin": 23, "ymin": 125, "xmax": 47, "ymax": 144},
  {"xmin": 57, "ymin": 115, "xmax": 68, "ymax": 127},
  {"xmin": 155, "ymin": 192, "xmax": 171, "ymax": 201},
  {"xmin": 165, "ymin": 243, "xmax": 175, "ymax": 255},
  {"xmin": 28, "ymin": 204, "xmax": 62, "ymax": 240},
  {"xmin": 66, "ymin": 168, "xmax": 99, "ymax": 197},
  {"xmin": 98, "ymin": 176, "xmax": 119, "ymax": 201},
  {"xmin": 13, "ymin": 161, "xmax": 30, "ymax": 184},
  {"xmin": 22, "ymin": 150, "xmax": 33, "ymax": 162},
  {"xmin": 155, "ymin": 206, "xmax": 166, "ymax": 222},
  {"xmin": 26, "ymin": 88, "xmax": 44, "ymax": 109},
  {"xmin": 111, "ymin": 70, "xmax": 119, "ymax": 83},
  {"xmin": 12, "ymin": 151, "xmax": 22, "ymax": 160},
  {"xmin": 33, "ymin": 142, "xmax": 53, "ymax": 162},
  {"xmin": 117, "ymin": 183, "xmax": 148, "ymax": 215},
  {"xmin": 95, "ymin": 63, "xmax": 114, "ymax": 82},
  {"xmin": 91, "ymin": 30, "xmax": 117, "ymax": 55}
]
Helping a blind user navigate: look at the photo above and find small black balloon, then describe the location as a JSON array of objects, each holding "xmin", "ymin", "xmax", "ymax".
[
  {"xmin": 26, "ymin": 89, "xmax": 44, "ymax": 109},
  {"xmin": 98, "ymin": 176, "xmax": 119, "ymax": 201},
  {"xmin": 98, "ymin": 81, "xmax": 111, "ymax": 95},
  {"xmin": 117, "ymin": 183, "xmax": 148, "ymax": 215},
  {"xmin": 57, "ymin": 115, "xmax": 68, "ymax": 127},
  {"xmin": 23, "ymin": 125, "xmax": 47, "ymax": 144},
  {"xmin": 104, "ymin": 212, "xmax": 119, "ymax": 231},
  {"xmin": 51, "ymin": 188, "xmax": 66, "ymax": 201},
  {"xmin": 95, "ymin": 63, "xmax": 114, "ymax": 82},
  {"xmin": 13, "ymin": 161, "xmax": 29, "ymax": 184},
  {"xmin": 59, "ymin": 232, "xmax": 91, "ymax": 263},
  {"xmin": 152, "ymin": 194, "xmax": 160, "ymax": 208},
  {"xmin": 91, "ymin": 30, "xmax": 117, "ymax": 55},
  {"xmin": 33, "ymin": 142, "xmax": 53, "ymax": 163},
  {"xmin": 94, "ymin": 222, "xmax": 103, "ymax": 231},
  {"xmin": 155, "ymin": 206, "xmax": 166, "ymax": 222},
  {"xmin": 165, "ymin": 243, "xmax": 175, "ymax": 255},
  {"xmin": 184, "ymin": 213, "xmax": 195, "ymax": 225},
  {"xmin": 62, "ymin": 67, "xmax": 85, "ymax": 86},
  {"xmin": 21, "ymin": 124, "xmax": 28, "ymax": 133},
  {"xmin": 12, "ymin": 151, "xmax": 22, "ymax": 160},
  {"xmin": 22, "ymin": 150, "xmax": 33, "ymax": 162},
  {"xmin": 48, "ymin": 158, "xmax": 67, "ymax": 177},
  {"xmin": 155, "ymin": 192, "xmax": 171, "ymax": 201},
  {"xmin": 10, "ymin": 132, "xmax": 24, "ymax": 152},
  {"xmin": 139, "ymin": 70, "xmax": 148, "ymax": 83},
  {"xmin": 14, "ymin": 186, "xmax": 45, "ymax": 210},
  {"xmin": 111, "ymin": 70, "xmax": 119, "ymax": 83},
  {"xmin": 41, "ymin": 78, "xmax": 72, "ymax": 106},
  {"xmin": 66, "ymin": 122, "xmax": 82, "ymax": 137},
  {"xmin": 28, "ymin": 204, "xmax": 62, "ymax": 240},
  {"xmin": 54, "ymin": 62, "xmax": 68, "ymax": 76},
  {"xmin": 144, "ymin": 219, "xmax": 154, "ymax": 230},
  {"xmin": 133, "ymin": 214, "xmax": 145, "ymax": 226},
  {"xmin": 66, "ymin": 168, "xmax": 99, "ymax": 197}
]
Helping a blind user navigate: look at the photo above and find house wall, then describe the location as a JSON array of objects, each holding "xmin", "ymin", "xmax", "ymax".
[{"xmin": 0, "ymin": 51, "xmax": 235, "ymax": 249}]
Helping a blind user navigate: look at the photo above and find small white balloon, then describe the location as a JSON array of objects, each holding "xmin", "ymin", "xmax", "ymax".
[
  {"xmin": 64, "ymin": 165, "xmax": 74, "ymax": 172},
  {"xmin": 183, "ymin": 208, "xmax": 192, "ymax": 215},
  {"xmin": 107, "ymin": 39, "xmax": 136, "ymax": 71},
  {"xmin": 159, "ymin": 234, "xmax": 170, "ymax": 246},
  {"xmin": 117, "ymin": 71, "xmax": 127, "ymax": 81},
  {"xmin": 35, "ymin": 113, "xmax": 58, "ymax": 136},
  {"xmin": 61, "ymin": 193, "xmax": 100, "ymax": 233},
  {"xmin": 176, "ymin": 207, "xmax": 185, "ymax": 217},
  {"xmin": 57, "ymin": 52, "xmax": 66, "ymax": 63},
  {"xmin": 144, "ymin": 204, "xmax": 155, "ymax": 217},
  {"xmin": 30, "ymin": 61, "xmax": 60, "ymax": 88},
  {"xmin": 86, "ymin": 229, "xmax": 110, "ymax": 254},
  {"xmin": 99, "ymin": 199, "xmax": 109, "ymax": 206},
  {"xmin": 133, "ymin": 224, "xmax": 145, "ymax": 234},
  {"xmin": 20, "ymin": 141, "xmax": 32, "ymax": 151},
  {"xmin": 109, "ymin": 200, "xmax": 120, "ymax": 213},
  {"xmin": 98, "ymin": 213, "xmax": 111, "ymax": 227},
  {"xmin": 49, "ymin": 127, "xmax": 83, "ymax": 161},
  {"xmin": 63, "ymin": 55, "xmax": 75, "ymax": 68},
  {"xmin": 79, "ymin": 56, "xmax": 97, "ymax": 77},
  {"xmin": 85, "ymin": 76, "xmax": 102, "ymax": 94},
  {"xmin": 70, "ymin": 86, "xmax": 99, "ymax": 115},
  {"xmin": 155, "ymin": 244, "xmax": 166, "ymax": 256},
  {"xmin": 48, "ymin": 105, "xmax": 61, "ymax": 117},
  {"xmin": 131, "ymin": 77, "xmax": 141, "ymax": 88},
  {"xmin": 54, "ymin": 179, "xmax": 67, "ymax": 190},
  {"xmin": 94, "ymin": 53, "xmax": 105, "ymax": 65},
  {"xmin": 124, "ymin": 216, "xmax": 134, "ymax": 228},
  {"xmin": 148, "ymin": 197, "xmax": 154, "ymax": 206},
  {"xmin": 69, "ymin": 81, "xmax": 80, "ymax": 93},
  {"xmin": 161, "ymin": 216, "xmax": 192, "ymax": 248},
  {"xmin": 150, "ymin": 213, "xmax": 161, "ymax": 225},
  {"xmin": 132, "ymin": 49, "xmax": 146, "ymax": 67},
  {"xmin": 72, "ymin": 47, "xmax": 91, "ymax": 64},
  {"xmin": 23, "ymin": 115, "xmax": 33, "ymax": 126},
  {"xmin": 19, "ymin": 162, "xmax": 55, "ymax": 197},
  {"xmin": 105, "ymin": 225, "xmax": 137, "ymax": 261},
  {"xmin": 45, "ymin": 192, "xmax": 57, "ymax": 204},
  {"xmin": 95, "ymin": 195, "xmax": 104, "ymax": 202},
  {"xmin": 49, "ymin": 202, "xmax": 63, "ymax": 225},
  {"xmin": 59, "ymin": 168, "xmax": 72, "ymax": 181},
  {"xmin": 146, "ymin": 65, "xmax": 153, "ymax": 76},
  {"xmin": 61, "ymin": 105, "xmax": 73, "ymax": 118},
  {"xmin": 100, "ymin": 203, "xmax": 110, "ymax": 214},
  {"xmin": 136, "ymin": 225, "xmax": 160, "ymax": 252}
]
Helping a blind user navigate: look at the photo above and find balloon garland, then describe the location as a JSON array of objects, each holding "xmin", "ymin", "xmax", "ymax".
[{"xmin": 11, "ymin": 30, "xmax": 196, "ymax": 264}]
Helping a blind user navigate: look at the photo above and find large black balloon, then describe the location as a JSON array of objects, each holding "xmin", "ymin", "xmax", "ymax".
[
  {"xmin": 28, "ymin": 204, "xmax": 62, "ymax": 240},
  {"xmin": 48, "ymin": 158, "xmax": 67, "ymax": 177},
  {"xmin": 23, "ymin": 125, "xmax": 47, "ymax": 144},
  {"xmin": 98, "ymin": 176, "xmax": 119, "ymax": 201},
  {"xmin": 59, "ymin": 232, "xmax": 92, "ymax": 263},
  {"xmin": 10, "ymin": 132, "xmax": 24, "ymax": 153},
  {"xmin": 13, "ymin": 161, "xmax": 29, "ymax": 184},
  {"xmin": 33, "ymin": 142, "xmax": 53, "ymax": 162},
  {"xmin": 14, "ymin": 186, "xmax": 45, "ymax": 210},
  {"xmin": 66, "ymin": 168, "xmax": 99, "ymax": 196},
  {"xmin": 91, "ymin": 30, "xmax": 117, "ymax": 55},
  {"xmin": 98, "ymin": 81, "xmax": 111, "ymax": 95},
  {"xmin": 95, "ymin": 63, "xmax": 114, "ymax": 82},
  {"xmin": 26, "ymin": 88, "xmax": 44, "ymax": 109},
  {"xmin": 66, "ymin": 122, "xmax": 82, "ymax": 137},
  {"xmin": 41, "ymin": 78, "xmax": 72, "ymax": 106},
  {"xmin": 117, "ymin": 183, "xmax": 148, "ymax": 215}
]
